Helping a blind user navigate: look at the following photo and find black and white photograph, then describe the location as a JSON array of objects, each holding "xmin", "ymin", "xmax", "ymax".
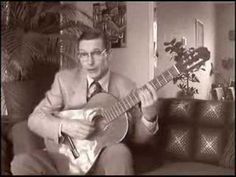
[{"xmin": 1, "ymin": 1, "xmax": 235, "ymax": 175}]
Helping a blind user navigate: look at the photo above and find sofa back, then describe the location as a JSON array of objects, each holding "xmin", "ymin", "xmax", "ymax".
[
  {"xmin": 156, "ymin": 98, "xmax": 235, "ymax": 166},
  {"xmin": 3, "ymin": 62, "xmax": 59, "ymax": 123}
]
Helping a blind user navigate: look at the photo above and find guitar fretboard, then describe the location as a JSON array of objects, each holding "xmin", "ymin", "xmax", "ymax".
[{"xmin": 102, "ymin": 65, "xmax": 180, "ymax": 123}]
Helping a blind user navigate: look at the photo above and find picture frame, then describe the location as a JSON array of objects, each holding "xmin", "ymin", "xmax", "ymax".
[
  {"xmin": 93, "ymin": 2, "xmax": 127, "ymax": 48},
  {"xmin": 195, "ymin": 19, "xmax": 204, "ymax": 47}
]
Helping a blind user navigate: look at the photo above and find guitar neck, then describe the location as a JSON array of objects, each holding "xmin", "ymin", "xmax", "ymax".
[{"xmin": 102, "ymin": 65, "xmax": 180, "ymax": 123}]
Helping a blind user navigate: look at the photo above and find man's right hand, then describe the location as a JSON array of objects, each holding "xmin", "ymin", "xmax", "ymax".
[{"xmin": 61, "ymin": 119, "xmax": 95, "ymax": 140}]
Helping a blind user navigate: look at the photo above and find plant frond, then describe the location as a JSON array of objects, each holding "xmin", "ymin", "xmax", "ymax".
[{"xmin": 43, "ymin": 3, "xmax": 93, "ymax": 27}]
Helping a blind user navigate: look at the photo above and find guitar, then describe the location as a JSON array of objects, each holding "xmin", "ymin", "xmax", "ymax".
[{"xmin": 56, "ymin": 47, "xmax": 210, "ymax": 174}]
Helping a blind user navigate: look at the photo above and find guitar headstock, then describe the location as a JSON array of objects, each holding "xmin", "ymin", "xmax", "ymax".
[{"xmin": 175, "ymin": 47, "xmax": 210, "ymax": 73}]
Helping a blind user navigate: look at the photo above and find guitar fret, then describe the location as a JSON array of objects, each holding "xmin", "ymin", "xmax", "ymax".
[
  {"xmin": 157, "ymin": 75, "xmax": 166, "ymax": 86},
  {"xmin": 124, "ymin": 97, "xmax": 132, "ymax": 109},
  {"xmin": 161, "ymin": 73, "xmax": 168, "ymax": 83},
  {"xmin": 122, "ymin": 98, "xmax": 130, "ymax": 110},
  {"xmin": 108, "ymin": 106, "xmax": 116, "ymax": 121},
  {"xmin": 119, "ymin": 100, "xmax": 128, "ymax": 112},
  {"xmin": 103, "ymin": 110, "xmax": 111, "ymax": 123},
  {"xmin": 115, "ymin": 102, "xmax": 123, "ymax": 115},
  {"xmin": 150, "ymin": 81, "xmax": 158, "ymax": 90},
  {"xmin": 132, "ymin": 93, "xmax": 139, "ymax": 104},
  {"xmin": 154, "ymin": 78, "xmax": 161, "ymax": 88},
  {"xmin": 132, "ymin": 91, "xmax": 140, "ymax": 103},
  {"xmin": 127, "ymin": 94, "xmax": 135, "ymax": 107},
  {"xmin": 169, "ymin": 66, "xmax": 180, "ymax": 77},
  {"xmin": 163, "ymin": 70, "xmax": 172, "ymax": 82},
  {"xmin": 111, "ymin": 106, "xmax": 118, "ymax": 119},
  {"xmin": 167, "ymin": 70, "xmax": 173, "ymax": 79},
  {"xmin": 106, "ymin": 110, "xmax": 112, "ymax": 122},
  {"xmin": 118, "ymin": 101, "xmax": 126, "ymax": 112}
]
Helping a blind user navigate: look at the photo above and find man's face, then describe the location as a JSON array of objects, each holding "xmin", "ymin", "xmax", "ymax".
[{"xmin": 78, "ymin": 38, "xmax": 110, "ymax": 81}]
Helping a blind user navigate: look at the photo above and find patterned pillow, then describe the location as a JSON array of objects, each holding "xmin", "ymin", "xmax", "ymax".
[
  {"xmin": 168, "ymin": 99, "xmax": 194, "ymax": 123},
  {"xmin": 165, "ymin": 124, "xmax": 193, "ymax": 161},
  {"xmin": 194, "ymin": 127, "xmax": 225, "ymax": 164},
  {"xmin": 197, "ymin": 101, "xmax": 226, "ymax": 127},
  {"xmin": 219, "ymin": 130, "xmax": 235, "ymax": 168}
]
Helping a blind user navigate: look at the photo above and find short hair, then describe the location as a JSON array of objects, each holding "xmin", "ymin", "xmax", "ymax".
[{"xmin": 77, "ymin": 30, "xmax": 111, "ymax": 50}]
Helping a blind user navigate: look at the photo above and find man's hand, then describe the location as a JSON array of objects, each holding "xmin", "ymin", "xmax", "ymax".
[
  {"xmin": 61, "ymin": 119, "xmax": 95, "ymax": 140},
  {"xmin": 138, "ymin": 83, "xmax": 158, "ymax": 122}
]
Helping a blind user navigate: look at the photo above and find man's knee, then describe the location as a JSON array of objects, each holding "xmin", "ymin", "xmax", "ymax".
[
  {"xmin": 11, "ymin": 121, "xmax": 44, "ymax": 155},
  {"xmin": 104, "ymin": 143, "xmax": 132, "ymax": 160},
  {"xmin": 11, "ymin": 153, "xmax": 34, "ymax": 175}
]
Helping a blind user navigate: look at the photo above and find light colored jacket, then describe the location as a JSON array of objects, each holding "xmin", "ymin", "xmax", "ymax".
[{"xmin": 28, "ymin": 67, "xmax": 157, "ymax": 158}]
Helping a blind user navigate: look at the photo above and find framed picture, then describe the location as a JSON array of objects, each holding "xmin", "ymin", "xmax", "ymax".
[
  {"xmin": 93, "ymin": 2, "xmax": 127, "ymax": 48},
  {"xmin": 195, "ymin": 19, "xmax": 204, "ymax": 47}
]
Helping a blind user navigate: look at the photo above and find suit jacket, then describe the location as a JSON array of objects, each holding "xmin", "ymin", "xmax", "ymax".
[{"xmin": 28, "ymin": 67, "xmax": 157, "ymax": 169}]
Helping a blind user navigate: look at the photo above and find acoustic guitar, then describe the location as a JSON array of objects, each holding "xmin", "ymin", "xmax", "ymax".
[{"xmin": 56, "ymin": 47, "xmax": 210, "ymax": 174}]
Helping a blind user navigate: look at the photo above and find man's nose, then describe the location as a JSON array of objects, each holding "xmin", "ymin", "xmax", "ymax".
[{"xmin": 87, "ymin": 54, "xmax": 94, "ymax": 64}]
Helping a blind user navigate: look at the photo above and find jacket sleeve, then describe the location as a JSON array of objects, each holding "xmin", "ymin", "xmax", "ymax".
[
  {"xmin": 128, "ymin": 105, "xmax": 159, "ymax": 144},
  {"xmin": 28, "ymin": 72, "xmax": 64, "ymax": 144}
]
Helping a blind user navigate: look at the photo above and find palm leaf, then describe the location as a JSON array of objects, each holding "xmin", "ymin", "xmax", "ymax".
[{"xmin": 2, "ymin": 1, "xmax": 93, "ymax": 80}]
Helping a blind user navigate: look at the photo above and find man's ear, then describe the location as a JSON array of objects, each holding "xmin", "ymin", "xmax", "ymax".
[{"xmin": 106, "ymin": 50, "xmax": 112, "ymax": 60}]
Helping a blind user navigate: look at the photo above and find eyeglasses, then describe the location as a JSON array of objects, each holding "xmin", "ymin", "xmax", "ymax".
[{"xmin": 78, "ymin": 49, "xmax": 107, "ymax": 61}]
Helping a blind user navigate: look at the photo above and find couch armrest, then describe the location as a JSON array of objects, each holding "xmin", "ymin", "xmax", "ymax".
[{"xmin": 11, "ymin": 120, "xmax": 45, "ymax": 155}]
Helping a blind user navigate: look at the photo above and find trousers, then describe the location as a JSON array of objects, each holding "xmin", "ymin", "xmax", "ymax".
[{"xmin": 10, "ymin": 143, "xmax": 134, "ymax": 175}]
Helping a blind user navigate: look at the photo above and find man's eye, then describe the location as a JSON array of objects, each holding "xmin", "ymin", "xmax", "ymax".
[
  {"xmin": 79, "ymin": 53, "xmax": 88, "ymax": 57},
  {"xmin": 92, "ymin": 51, "xmax": 102, "ymax": 56}
]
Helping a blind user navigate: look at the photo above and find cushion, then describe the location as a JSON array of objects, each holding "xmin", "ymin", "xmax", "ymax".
[
  {"xmin": 197, "ymin": 101, "xmax": 229, "ymax": 127},
  {"xmin": 194, "ymin": 127, "xmax": 225, "ymax": 164},
  {"xmin": 165, "ymin": 124, "xmax": 193, "ymax": 161},
  {"xmin": 192, "ymin": 100, "xmax": 233, "ymax": 165},
  {"xmin": 219, "ymin": 130, "xmax": 235, "ymax": 168},
  {"xmin": 159, "ymin": 99, "xmax": 195, "ymax": 161},
  {"xmin": 159, "ymin": 99, "xmax": 234, "ymax": 166},
  {"xmin": 165, "ymin": 99, "xmax": 195, "ymax": 123}
]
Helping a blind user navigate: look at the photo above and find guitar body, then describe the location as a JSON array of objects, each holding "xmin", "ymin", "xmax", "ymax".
[{"xmin": 57, "ymin": 92, "xmax": 129, "ymax": 175}]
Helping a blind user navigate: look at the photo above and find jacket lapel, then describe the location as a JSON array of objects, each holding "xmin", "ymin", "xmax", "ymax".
[
  {"xmin": 108, "ymin": 72, "xmax": 120, "ymax": 99},
  {"xmin": 65, "ymin": 69, "xmax": 88, "ymax": 109}
]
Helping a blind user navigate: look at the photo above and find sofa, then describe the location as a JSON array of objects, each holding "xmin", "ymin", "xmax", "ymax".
[
  {"xmin": 1, "ymin": 67, "xmax": 235, "ymax": 175},
  {"xmin": 133, "ymin": 98, "xmax": 235, "ymax": 175}
]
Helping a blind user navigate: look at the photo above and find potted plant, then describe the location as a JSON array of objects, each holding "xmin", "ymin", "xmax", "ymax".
[
  {"xmin": 1, "ymin": 1, "xmax": 93, "ymax": 80},
  {"xmin": 164, "ymin": 38, "xmax": 210, "ymax": 98},
  {"xmin": 1, "ymin": 2, "xmax": 93, "ymax": 119}
]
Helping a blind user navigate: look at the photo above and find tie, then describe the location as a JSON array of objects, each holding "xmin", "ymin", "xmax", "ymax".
[{"xmin": 87, "ymin": 81, "xmax": 103, "ymax": 101}]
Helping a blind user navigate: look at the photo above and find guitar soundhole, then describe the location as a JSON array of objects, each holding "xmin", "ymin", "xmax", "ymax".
[{"xmin": 92, "ymin": 115, "xmax": 107, "ymax": 135}]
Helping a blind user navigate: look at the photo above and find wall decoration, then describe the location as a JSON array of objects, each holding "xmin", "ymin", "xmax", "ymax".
[
  {"xmin": 195, "ymin": 19, "xmax": 204, "ymax": 47},
  {"xmin": 93, "ymin": 2, "xmax": 127, "ymax": 48}
]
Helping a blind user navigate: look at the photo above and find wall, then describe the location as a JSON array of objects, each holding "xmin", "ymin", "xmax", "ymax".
[
  {"xmin": 215, "ymin": 3, "xmax": 235, "ymax": 85},
  {"xmin": 73, "ymin": 2, "xmax": 234, "ymax": 100},
  {"xmin": 111, "ymin": 2, "xmax": 151, "ymax": 87},
  {"xmin": 73, "ymin": 2, "xmax": 152, "ymax": 87},
  {"xmin": 155, "ymin": 2, "xmax": 216, "ymax": 99}
]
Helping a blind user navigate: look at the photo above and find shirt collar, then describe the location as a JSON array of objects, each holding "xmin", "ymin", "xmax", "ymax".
[{"xmin": 87, "ymin": 70, "xmax": 110, "ymax": 92}]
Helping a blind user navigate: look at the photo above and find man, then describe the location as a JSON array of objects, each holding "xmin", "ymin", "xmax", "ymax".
[{"xmin": 11, "ymin": 30, "xmax": 159, "ymax": 175}]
